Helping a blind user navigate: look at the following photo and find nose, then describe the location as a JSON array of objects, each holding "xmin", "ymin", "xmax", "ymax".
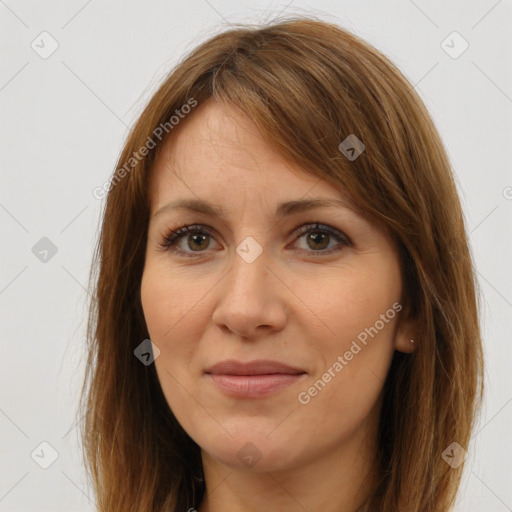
[{"xmin": 212, "ymin": 246, "xmax": 287, "ymax": 339}]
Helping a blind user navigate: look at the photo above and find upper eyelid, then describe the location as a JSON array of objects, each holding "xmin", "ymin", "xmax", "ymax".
[{"xmin": 166, "ymin": 222, "xmax": 340, "ymax": 237}]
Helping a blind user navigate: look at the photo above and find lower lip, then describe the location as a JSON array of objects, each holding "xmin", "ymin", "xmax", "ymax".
[{"xmin": 207, "ymin": 373, "xmax": 306, "ymax": 398}]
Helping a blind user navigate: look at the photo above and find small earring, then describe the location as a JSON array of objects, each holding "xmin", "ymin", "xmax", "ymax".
[{"xmin": 410, "ymin": 339, "xmax": 415, "ymax": 343}]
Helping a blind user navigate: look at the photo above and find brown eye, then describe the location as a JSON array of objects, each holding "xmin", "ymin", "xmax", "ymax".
[
  {"xmin": 160, "ymin": 224, "xmax": 219, "ymax": 258},
  {"xmin": 305, "ymin": 232, "xmax": 330, "ymax": 251},
  {"xmin": 187, "ymin": 233, "xmax": 210, "ymax": 251},
  {"xmin": 293, "ymin": 223, "xmax": 351, "ymax": 255}
]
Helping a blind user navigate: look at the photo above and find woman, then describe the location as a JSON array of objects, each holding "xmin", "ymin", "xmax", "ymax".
[{"xmin": 80, "ymin": 17, "xmax": 484, "ymax": 512}]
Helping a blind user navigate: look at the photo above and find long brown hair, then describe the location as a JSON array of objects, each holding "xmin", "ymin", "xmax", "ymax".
[{"xmin": 79, "ymin": 16, "xmax": 484, "ymax": 511}]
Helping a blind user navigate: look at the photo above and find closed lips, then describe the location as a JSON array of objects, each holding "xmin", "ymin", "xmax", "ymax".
[
  {"xmin": 204, "ymin": 359, "xmax": 307, "ymax": 376},
  {"xmin": 205, "ymin": 360, "xmax": 307, "ymax": 399}
]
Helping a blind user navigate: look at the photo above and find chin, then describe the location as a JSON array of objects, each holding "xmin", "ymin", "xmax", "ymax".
[{"xmin": 199, "ymin": 431, "xmax": 296, "ymax": 472}]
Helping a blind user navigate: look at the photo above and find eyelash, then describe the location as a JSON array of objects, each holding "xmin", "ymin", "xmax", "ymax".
[{"xmin": 157, "ymin": 222, "xmax": 352, "ymax": 259}]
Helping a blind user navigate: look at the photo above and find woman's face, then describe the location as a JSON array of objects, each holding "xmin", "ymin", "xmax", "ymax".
[{"xmin": 141, "ymin": 100, "xmax": 414, "ymax": 473}]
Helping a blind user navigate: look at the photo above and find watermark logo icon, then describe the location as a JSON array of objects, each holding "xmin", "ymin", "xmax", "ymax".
[
  {"xmin": 31, "ymin": 32, "xmax": 59, "ymax": 59},
  {"xmin": 32, "ymin": 237, "xmax": 58, "ymax": 263},
  {"xmin": 134, "ymin": 339, "xmax": 161, "ymax": 365},
  {"xmin": 441, "ymin": 441, "xmax": 467, "ymax": 468},
  {"xmin": 31, "ymin": 441, "xmax": 59, "ymax": 469},
  {"xmin": 441, "ymin": 31, "xmax": 469, "ymax": 59},
  {"xmin": 338, "ymin": 134, "xmax": 365, "ymax": 161},
  {"xmin": 236, "ymin": 236, "xmax": 263, "ymax": 264},
  {"xmin": 237, "ymin": 442, "xmax": 262, "ymax": 467}
]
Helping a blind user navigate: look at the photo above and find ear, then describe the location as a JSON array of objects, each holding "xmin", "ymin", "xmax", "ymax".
[{"xmin": 394, "ymin": 311, "xmax": 417, "ymax": 354}]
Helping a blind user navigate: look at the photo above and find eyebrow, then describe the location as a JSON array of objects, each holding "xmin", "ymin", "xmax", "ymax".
[{"xmin": 152, "ymin": 197, "xmax": 360, "ymax": 220}]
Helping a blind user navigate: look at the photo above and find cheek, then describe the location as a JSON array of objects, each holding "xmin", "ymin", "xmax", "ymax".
[
  {"xmin": 141, "ymin": 267, "xmax": 206, "ymax": 424},
  {"xmin": 140, "ymin": 266, "xmax": 209, "ymax": 394},
  {"xmin": 297, "ymin": 310, "xmax": 397, "ymax": 441},
  {"xmin": 295, "ymin": 259, "xmax": 400, "ymax": 407},
  {"xmin": 141, "ymin": 264, "xmax": 209, "ymax": 341},
  {"xmin": 294, "ymin": 260, "xmax": 401, "ymax": 347}
]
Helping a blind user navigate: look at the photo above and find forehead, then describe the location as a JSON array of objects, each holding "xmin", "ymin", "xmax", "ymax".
[{"xmin": 147, "ymin": 100, "xmax": 354, "ymax": 213}]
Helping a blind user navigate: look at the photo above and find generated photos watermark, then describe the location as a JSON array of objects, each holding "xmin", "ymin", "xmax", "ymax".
[
  {"xmin": 297, "ymin": 301, "xmax": 403, "ymax": 404},
  {"xmin": 93, "ymin": 97, "xmax": 198, "ymax": 200}
]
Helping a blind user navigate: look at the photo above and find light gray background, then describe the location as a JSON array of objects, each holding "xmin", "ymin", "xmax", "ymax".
[{"xmin": 1, "ymin": 1, "xmax": 511, "ymax": 511}]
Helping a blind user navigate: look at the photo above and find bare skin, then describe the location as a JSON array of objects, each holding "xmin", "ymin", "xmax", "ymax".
[{"xmin": 140, "ymin": 100, "xmax": 415, "ymax": 512}]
